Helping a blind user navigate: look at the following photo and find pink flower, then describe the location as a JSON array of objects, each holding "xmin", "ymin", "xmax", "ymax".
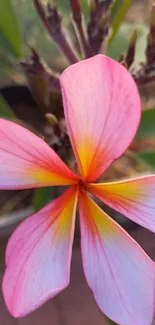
[{"xmin": 1, "ymin": 55, "xmax": 155, "ymax": 325}]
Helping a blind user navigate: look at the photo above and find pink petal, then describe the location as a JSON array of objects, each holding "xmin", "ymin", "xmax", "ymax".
[
  {"xmin": 87, "ymin": 175, "xmax": 155, "ymax": 232},
  {"xmin": 2, "ymin": 186, "xmax": 78, "ymax": 317},
  {"xmin": 0, "ymin": 118, "xmax": 79, "ymax": 189},
  {"xmin": 79, "ymin": 190, "xmax": 155, "ymax": 325},
  {"xmin": 60, "ymin": 54, "xmax": 141, "ymax": 182}
]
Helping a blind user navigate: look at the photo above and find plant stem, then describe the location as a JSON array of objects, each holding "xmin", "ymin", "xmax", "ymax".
[
  {"xmin": 33, "ymin": 0, "xmax": 79, "ymax": 64},
  {"xmin": 70, "ymin": 0, "xmax": 92, "ymax": 57},
  {"xmin": 87, "ymin": 0, "xmax": 113, "ymax": 54}
]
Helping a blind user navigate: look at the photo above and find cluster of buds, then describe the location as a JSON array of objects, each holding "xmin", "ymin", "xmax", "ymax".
[
  {"xmin": 21, "ymin": 0, "xmax": 155, "ymax": 156},
  {"xmin": 21, "ymin": 0, "xmax": 116, "ymax": 152},
  {"xmin": 33, "ymin": 0, "xmax": 114, "ymax": 63}
]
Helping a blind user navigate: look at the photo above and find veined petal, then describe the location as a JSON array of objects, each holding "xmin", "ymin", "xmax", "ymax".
[
  {"xmin": 0, "ymin": 118, "xmax": 79, "ymax": 189},
  {"xmin": 88, "ymin": 175, "xmax": 155, "ymax": 232},
  {"xmin": 2, "ymin": 186, "xmax": 78, "ymax": 317},
  {"xmin": 79, "ymin": 191, "xmax": 155, "ymax": 325},
  {"xmin": 60, "ymin": 55, "xmax": 141, "ymax": 182}
]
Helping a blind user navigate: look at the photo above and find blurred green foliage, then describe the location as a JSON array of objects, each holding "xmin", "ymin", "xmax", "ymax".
[
  {"xmin": 110, "ymin": 0, "xmax": 132, "ymax": 44},
  {"xmin": 0, "ymin": 95, "xmax": 15, "ymax": 118},
  {"xmin": 33, "ymin": 187, "xmax": 56, "ymax": 212},
  {"xmin": 0, "ymin": 0, "xmax": 23, "ymax": 58},
  {"xmin": 0, "ymin": 0, "xmax": 60, "ymax": 83},
  {"xmin": 135, "ymin": 109, "xmax": 155, "ymax": 170},
  {"xmin": 107, "ymin": 23, "xmax": 148, "ymax": 62},
  {"xmin": 13, "ymin": 0, "xmax": 59, "ymax": 60},
  {"xmin": 137, "ymin": 152, "xmax": 155, "ymax": 171},
  {"xmin": 136, "ymin": 108, "xmax": 155, "ymax": 138}
]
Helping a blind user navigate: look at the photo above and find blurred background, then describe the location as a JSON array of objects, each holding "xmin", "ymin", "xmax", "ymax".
[{"xmin": 0, "ymin": 0, "xmax": 155, "ymax": 324}]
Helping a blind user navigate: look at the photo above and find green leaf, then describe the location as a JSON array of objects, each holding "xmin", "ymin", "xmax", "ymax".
[
  {"xmin": 107, "ymin": 24, "xmax": 130, "ymax": 60},
  {"xmin": 132, "ymin": 24, "xmax": 148, "ymax": 67},
  {"xmin": 136, "ymin": 152, "xmax": 155, "ymax": 170},
  {"xmin": 109, "ymin": 0, "xmax": 132, "ymax": 44},
  {"xmin": 56, "ymin": 0, "xmax": 71, "ymax": 13},
  {"xmin": 57, "ymin": 0, "xmax": 88, "ymax": 18},
  {"xmin": 136, "ymin": 108, "xmax": 155, "ymax": 138},
  {"xmin": 33, "ymin": 187, "xmax": 56, "ymax": 212},
  {"xmin": 0, "ymin": 0, "xmax": 23, "ymax": 57},
  {"xmin": 107, "ymin": 22, "xmax": 148, "ymax": 62},
  {"xmin": 0, "ymin": 95, "xmax": 15, "ymax": 118}
]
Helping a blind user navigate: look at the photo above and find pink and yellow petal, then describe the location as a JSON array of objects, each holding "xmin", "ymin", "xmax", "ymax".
[
  {"xmin": 60, "ymin": 54, "xmax": 141, "ymax": 182},
  {"xmin": 79, "ymin": 191, "xmax": 155, "ymax": 325},
  {"xmin": 3, "ymin": 186, "xmax": 78, "ymax": 317},
  {"xmin": 88, "ymin": 175, "xmax": 155, "ymax": 232},
  {"xmin": 0, "ymin": 118, "xmax": 79, "ymax": 189}
]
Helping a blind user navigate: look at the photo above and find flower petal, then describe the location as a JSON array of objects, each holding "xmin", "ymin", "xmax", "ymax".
[
  {"xmin": 60, "ymin": 54, "xmax": 141, "ymax": 182},
  {"xmin": 0, "ymin": 118, "xmax": 79, "ymax": 189},
  {"xmin": 88, "ymin": 175, "xmax": 155, "ymax": 232},
  {"xmin": 2, "ymin": 186, "xmax": 78, "ymax": 317},
  {"xmin": 79, "ymin": 191, "xmax": 155, "ymax": 325}
]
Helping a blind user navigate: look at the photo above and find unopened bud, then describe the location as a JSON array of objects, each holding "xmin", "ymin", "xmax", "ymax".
[{"xmin": 45, "ymin": 113, "xmax": 58, "ymax": 125}]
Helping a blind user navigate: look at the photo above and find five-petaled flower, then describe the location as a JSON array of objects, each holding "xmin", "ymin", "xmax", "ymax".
[{"xmin": 1, "ymin": 55, "xmax": 155, "ymax": 325}]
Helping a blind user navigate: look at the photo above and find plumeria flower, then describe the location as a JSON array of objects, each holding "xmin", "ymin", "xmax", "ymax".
[{"xmin": 1, "ymin": 55, "xmax": 155, "ymax": 325}]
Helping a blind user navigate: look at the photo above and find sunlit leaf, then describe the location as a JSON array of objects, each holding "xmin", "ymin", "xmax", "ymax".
[
  {"xmin": 0, "ymin": 95, "xmax": 15, "ymax": 118},
  {"xmin": 136, "ymin": 108, "xmax": 155, "ymax": 138},
  {"xmin": 109, "ymin": 0, "xmax": 132, "ymax": 45},
  {"xmin": 0, "ymin": 0, "xmax": 23, "ymax": 57},
  {"xmin": 136, "ymin": 152, "xmax": 155, "ymax": 171}
]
